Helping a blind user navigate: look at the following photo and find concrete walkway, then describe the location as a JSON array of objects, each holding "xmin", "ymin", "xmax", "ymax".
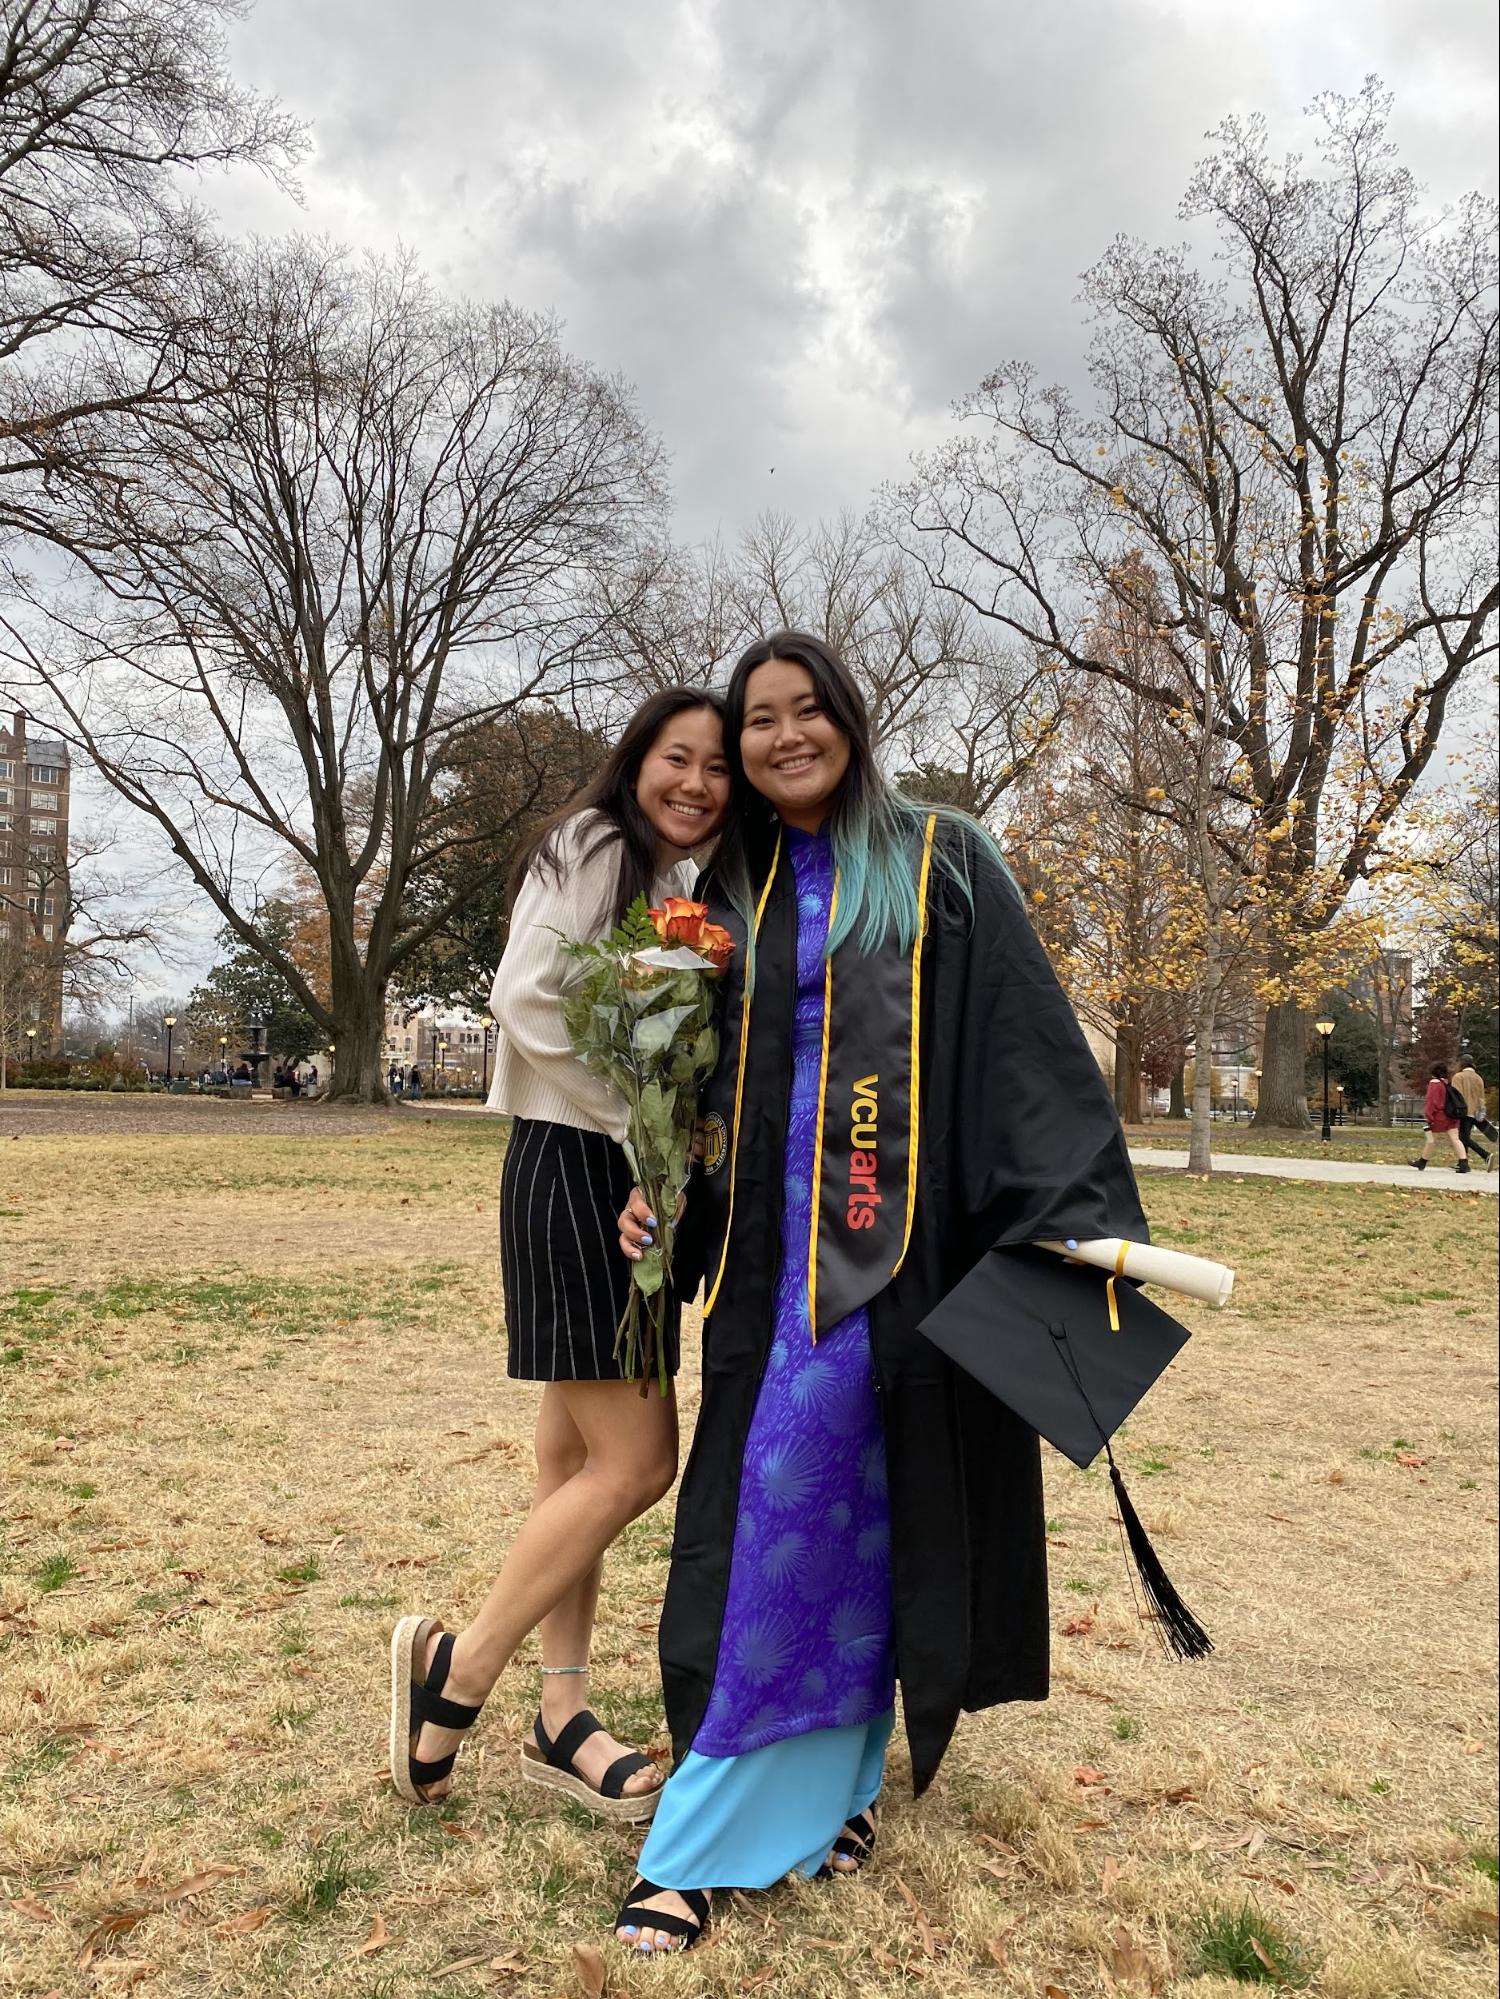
[{"xmin": 1129, "ymin": 1146, "xmax": 1499, "ymax": 1194}]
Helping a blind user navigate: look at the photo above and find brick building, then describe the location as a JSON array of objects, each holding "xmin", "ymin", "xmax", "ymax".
[{"xmin": 0, "ymin": 709, "xmax": 71, "ymax": 1051}]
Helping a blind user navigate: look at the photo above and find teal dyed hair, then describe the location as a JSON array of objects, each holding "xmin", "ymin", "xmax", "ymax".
[{"xmin": 716, "ymin": 629, "xmax": 1020, "ymax": 958}]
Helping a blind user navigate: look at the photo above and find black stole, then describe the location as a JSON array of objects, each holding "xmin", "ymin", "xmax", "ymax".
[{"xmin": 700, "ymin": 815, "xmax": 938, "ymax": 1338}]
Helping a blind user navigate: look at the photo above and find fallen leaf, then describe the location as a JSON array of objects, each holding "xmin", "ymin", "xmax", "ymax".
[
  {"xmin": 737, "ymin": 1973, "xmax": 776, "ymax": 1993},
  {"xmin": 1109, "ymin": 1924, "xmax": 1162, "ymax": 1991},
  {"xmin": 572, "ymin": 1941, "xmax": 607, "ymax": 1996},
  {"xmin": 1101, "ymin": 1854, "xmax": 1120, "ymax": 1894},
  {"xmin": 433, "ymin": 1955, "xmax": 490, "ymax": 1979},
  {"xmin": 354, "ymin": 1913, "xmax": 397, "ymax": 1956},
  {"xmin": 1246, "ymin": 1826, "xmax": 1265, "ymax": 1860},
  {"xmin": 893, "ymin": 1876, "xmax": 938, "ymax": 1959},
  {"xmin": 1060, "ymin": 1605, "xmax": 1098, "ymax": 1637},
  {"xmin": 1249, "ymin": 1937, "xmax": 1287, "ymax": 1978},
  {"xmin": 438, "ymin": 1820, "xmax": 480, "ymax": 1840},
  {"xmin": 1074, "ymin": 1765, "xmax": 1108, "ymax": 1786},
  {"xmin": 985, "ymin": 1928, "xmax": 1012, "ymax": 1966},
  {"xmin": 1044, "ymin": 1985, "xmax": 1073, "ymax": 1998},
  {"xmin": 10, "ymin": 1895, "xmax": 53, "ymax": 1921},
  {"xmin": 488, "ymin": 1953, "xmax": 528, "ymax": 1976},
  {"xmin": 158, "ymin": 1865, "xmax": 241, "ymax": 1905},
  {"xmin": 214, "ymin": 1906, "xmax": 274, "ymax": 1936},
  {"xmin": 79, "ymin": 1910, "xmax": 150, "ymax": 1965},
  {"xmin": 1161, "ymin": 1784, "xmax": 1196, "ymax": 1803},
  {"xmin": 1395, "ymin": 1451, "xmax": 1426, "ymax": 1468}
]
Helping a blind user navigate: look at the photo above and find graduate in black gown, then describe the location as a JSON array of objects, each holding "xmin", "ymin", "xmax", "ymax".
[{"xmin": 613, "ymin": 632, "xmax": 1152, "ymax": 1953}]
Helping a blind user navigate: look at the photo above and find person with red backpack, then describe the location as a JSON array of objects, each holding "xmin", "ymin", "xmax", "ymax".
[{"xmin": 1410, "ymin": 1063, "xmax": 1470, "ymax": 1173}]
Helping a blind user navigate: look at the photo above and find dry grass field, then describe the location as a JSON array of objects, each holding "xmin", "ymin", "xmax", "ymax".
[{"xmin": 1, "ymin": 1103, "xmax": 1496, "ymax": 1999}]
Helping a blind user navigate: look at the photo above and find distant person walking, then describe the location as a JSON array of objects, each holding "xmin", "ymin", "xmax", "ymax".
[
  {"xmin": 407, "ymin": 1065, "xmax": 423, "ymax": 1100},
  {"xmin": 1452, "ymin": 1056, "xmax": 1494, "ymax": 1168},
  {"xmin": 1410, "ymin": 1064, "xmax": 1470, "ymax": 1173}
]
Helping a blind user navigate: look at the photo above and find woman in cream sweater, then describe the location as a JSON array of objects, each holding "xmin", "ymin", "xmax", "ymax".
[{"xmin": 390, "ymin": 687, "xmax": 731, "ymax": 1820}]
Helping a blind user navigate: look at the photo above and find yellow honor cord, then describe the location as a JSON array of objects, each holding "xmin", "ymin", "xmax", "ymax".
[
  {"xmin": 703, "ymin": 832, "xmax": 781, "ymax": 1319},
  {"xmin": 892, "ymin": 814, "xmax": 937, "ymax": 1279},
  {"xmin": 1105, "ymin": 1239, "xmax": 1131, "ymax": 1332}
]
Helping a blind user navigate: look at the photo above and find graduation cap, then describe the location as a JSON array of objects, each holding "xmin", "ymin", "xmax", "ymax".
[{"xmin": 920, "ymin": 1243, "xmax": 1213, "ymax": 1661}]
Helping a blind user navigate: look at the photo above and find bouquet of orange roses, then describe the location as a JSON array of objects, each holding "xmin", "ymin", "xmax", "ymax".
[{"xmin": 562, "ymin": 895, "xmax": 734, "ymax": 1391}]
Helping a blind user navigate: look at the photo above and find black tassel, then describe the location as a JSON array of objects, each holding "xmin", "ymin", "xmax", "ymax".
[{"xmin": 1108, "ymin": 1460, "xmax": 1213, "ymax": 1661}]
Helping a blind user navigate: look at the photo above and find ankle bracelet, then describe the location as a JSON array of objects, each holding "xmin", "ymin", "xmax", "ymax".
[{"xmin": 540, "ymin": 1664, "xmax": 588, "ymax": 1677}]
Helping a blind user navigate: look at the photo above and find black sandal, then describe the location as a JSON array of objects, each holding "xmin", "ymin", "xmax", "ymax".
[
  {"xmin": 519, "ymin": 1708, "xmax": 663, "ymax": 1824},
  {"xmin": 388, "ymin": 1615, "xmax": 484, "ymax": 1805},
  {"xmin": 817, "ymin": 1809, "xmax": 877, "ymax": 1877},
  {"xmin": 614, "ymin": 1876, "xmax": 711, "ymax": 1952}
]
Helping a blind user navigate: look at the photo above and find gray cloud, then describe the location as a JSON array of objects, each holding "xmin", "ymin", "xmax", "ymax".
[{"xmin": 212, "ymin": 0, "xmax": 1494, "ymax": 544}]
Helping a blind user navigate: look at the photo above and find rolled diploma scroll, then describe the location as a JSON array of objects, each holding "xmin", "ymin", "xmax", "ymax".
[{"xmin": 1036, "ymin": 1237, "xmax": 1235, "ymax": 1307}]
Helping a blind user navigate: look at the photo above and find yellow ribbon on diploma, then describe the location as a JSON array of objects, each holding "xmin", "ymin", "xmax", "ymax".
[{"xmin": 1106, "ymin": 1240, "xmax": 1131, "ymax": 1332}]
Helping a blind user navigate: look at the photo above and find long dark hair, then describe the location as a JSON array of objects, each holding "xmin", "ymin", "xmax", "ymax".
[
  {"xmin": 714, "ymin": 629, "xmax": 1015, "ymax": 954},
  {"xmin": 508, "ymin": 686, "xmax": 728, "ymax": 924}
]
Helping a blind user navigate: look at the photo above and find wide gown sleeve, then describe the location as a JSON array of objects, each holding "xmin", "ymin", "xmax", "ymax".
[{"xmin": 940, "ymin": 832, "xmax": 1148, "ymax": 1264}]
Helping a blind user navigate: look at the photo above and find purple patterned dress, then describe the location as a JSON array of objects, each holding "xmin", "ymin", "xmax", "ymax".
[{"xmin": 692, "ymin": 825, "xmax": 895, "ymax": 1757}]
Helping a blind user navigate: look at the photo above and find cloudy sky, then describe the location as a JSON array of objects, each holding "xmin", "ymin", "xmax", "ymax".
[
  {"xmin": 211, "ymin": 0, "xmax": 1498, "ymax": 543},
  {"xmin": 69, "ymin": 0, "xmax": 1497, "ymax": 998}
]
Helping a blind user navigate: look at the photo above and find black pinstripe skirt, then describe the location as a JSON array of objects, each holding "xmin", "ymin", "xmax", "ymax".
[{"xmin": 500, "ymin": 1117, "xmax": 681, "ymax": 1381}]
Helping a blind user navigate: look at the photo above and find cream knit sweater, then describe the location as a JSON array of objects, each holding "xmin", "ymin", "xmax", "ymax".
[{"xmin": 484, "ymin": 811, "xmax": 697, "ymax": 1142}]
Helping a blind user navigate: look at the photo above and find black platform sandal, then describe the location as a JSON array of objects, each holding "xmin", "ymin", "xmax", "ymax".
[
  {"xmin": 388, "ymin": 1615, "xmax": 484, "ymax": 1805},
  {"xmin": 817, "ymin": 1809, "xmax": 877, "ymax": 1877},
  {"xmin": 614, "ymin": 1876, "xmax": 711, "ymax": 1953},
  {"xmin": 519, "ymin": 1707, "xmax": 663, "ymax": 1824}
]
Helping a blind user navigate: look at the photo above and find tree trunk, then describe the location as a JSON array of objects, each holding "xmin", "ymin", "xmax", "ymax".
[
  {"xmin": 1187, "ymin": 967, "xmax": 1225, "ymax": 1173},
  {"xmin": 1253, "ymin": 1000, "xmax": 1311, "ymax": 1128},
  {"xmin": 325, "ymin": 952, "xmax": 390, "ymax": 1106},
  {"xmin": 1113, "ymin": 1018, "xmax": 1142, "ymax": 1124},
  {"xmin": 1169, "ymin": 1061, "xmax": 1186, "ymax": 1119}
]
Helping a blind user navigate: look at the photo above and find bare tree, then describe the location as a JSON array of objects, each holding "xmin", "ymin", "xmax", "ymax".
[
  {"xmin": 2, "ymin": 241, "xmax": 665, "ymax": 1100},
  {"xmin": 0, "ymin": 819, "xmax": 167, "ymax": 1003},
  {"xmin": 732, "ymin": 509, "xmax": 1064, "ymax": 813},
  {"xmin": 0, "ymin": 0, "xmax": 302, "ymax": 547},
  {"xmin": 896, "ymin": 83, "xmax": 1498, "ymax": 1126}
]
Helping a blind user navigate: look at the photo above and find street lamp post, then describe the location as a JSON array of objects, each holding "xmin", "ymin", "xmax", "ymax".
[
  {"xmin": 163, "ymin": 1013, "xmax": 177, "ymax": 1082},
  {"xmin": 1315, "ymin": 1018, "xmax": 1336, "ymax": 1144},
  {"xmin": 437, "ymin": 1037, "xmax": 448, "ymax": 1091},
  {"xmin": 218, "ymin": 1034, "xmax": 228, "ymax": 1079},
  {"xmin": 24, "ymin": 1026, "xmax": 36, "ymax": 1067},
  {"xmin": 482, "ymin": 1022, "xmax": 492, "ymax": 1095}
]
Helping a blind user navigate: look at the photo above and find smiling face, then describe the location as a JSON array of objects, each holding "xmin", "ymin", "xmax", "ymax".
[
  {"xmin": 738, "ymin": 658, "xmax": 852, "ymax": 831},
  {"xmin": 633, "ymin": 703, "xmax": 732, "ymax": 852}
]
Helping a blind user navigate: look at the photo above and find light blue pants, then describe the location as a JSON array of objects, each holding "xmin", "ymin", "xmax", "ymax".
[{"xmin": 636, "ymin": 1709, "xmax": 894, "ymax": 1892}]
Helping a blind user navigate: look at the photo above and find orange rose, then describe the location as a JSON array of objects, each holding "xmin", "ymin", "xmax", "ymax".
[
  {"xmin": 699, "ymin": 920, "xmax": 734, "ymax": 971},
  {"xmin": 648, "ymin": 898, "xmax": 734, "ymax": 970}
]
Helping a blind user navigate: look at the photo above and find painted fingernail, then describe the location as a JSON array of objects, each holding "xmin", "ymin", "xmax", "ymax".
[
  {"xmin": 620, "ymin": 1925, "xmax": 638, "ymax": 1937},
  {"xmin": 1066, "ymin": 1237, "xmax": 1079, "ymax": 1250},
  {"xmin": 629, "ymin": 1248, "xmax": 642, "ymax": 1261},
  {"xmin": 645, "ymin": 1213, "xmax": 658, "ymax": 1226},
  {"xmin": 641, "ymin": 1233, "xmax": 654, "ymax": 1246}
]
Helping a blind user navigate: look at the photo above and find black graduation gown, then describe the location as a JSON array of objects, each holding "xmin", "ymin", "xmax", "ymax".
[{"xmin": 663, "ymin": 824, "xmax": 1148, "ymax": 1796}]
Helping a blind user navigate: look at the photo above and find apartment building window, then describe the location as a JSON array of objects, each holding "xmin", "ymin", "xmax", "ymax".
[
  {"xmin": 29, "ymin": 791, "xmax": 58, "ymax": 811},
  {"xmin": 43, "ymin": 898, "xmax": 53, "ymax": 917},
  {"xmin": 41, "ymin": 923, "xmax": 53, "ymax": 941},
  {"xmin": 32, "ymin": 844, "xmax": 52, "ymax": 861},
  {"xmin": 32, "ymin": 819, "xmax": 57, "ymax": 836},
  {"xmin": 0, "ymin": 788, "xmax": 8, "ymax": 807},
  {"xmin": 0, "ymin": 761, "xmax": 10, "ymax": 778},
  {"xmin": 0, "ymin": 867, "xmax": 9, "ymax": 887},
  {"xmin": 29, "ymin": 764, "xmax": 62, "ymax": 785}
]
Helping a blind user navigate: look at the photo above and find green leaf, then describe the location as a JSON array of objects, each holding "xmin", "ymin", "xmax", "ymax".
[{"xmin": 631, "ymin": 1246, "xmax": 665, "ymax": 1297}]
